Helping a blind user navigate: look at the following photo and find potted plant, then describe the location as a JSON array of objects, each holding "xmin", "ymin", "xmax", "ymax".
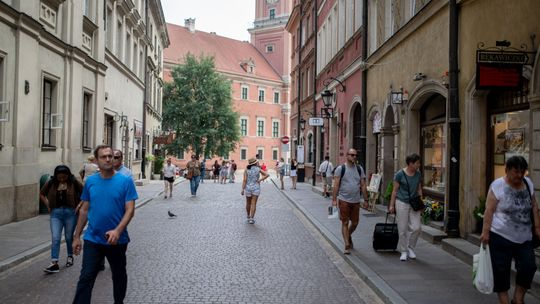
[
  {"xmin": 383, "ymin": 181, "xmax": 393, "ymax": 205},
  {"xmin": 421, "ymin": 198, "xmax": 444, "ymax": 224},
  {"xmin": 152, "ymin": 156, "xmax": 164, "ymax": 180},
  {"xmin": 473, "ymin": 197, "xmax": 486, "ymax": 233}
]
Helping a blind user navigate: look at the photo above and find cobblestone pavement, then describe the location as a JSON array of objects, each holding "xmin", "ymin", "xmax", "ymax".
[{"xmin": 0, "ymin": 179, "xmax": 382, "ymax": 304}]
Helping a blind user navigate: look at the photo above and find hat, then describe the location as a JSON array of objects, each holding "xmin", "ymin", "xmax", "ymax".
[{"xmin": 248, "ymin": 158, "xmax": 258, "ymax": 165}]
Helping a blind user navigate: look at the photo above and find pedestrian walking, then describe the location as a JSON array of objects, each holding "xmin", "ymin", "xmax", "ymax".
[
  {"xmin": 276, "ymin": 158, "xmax": 285, "ymax": 190},
  {"xmin": 72, "ymin": 145, "xmax": 137, "ymax": 304},
  {"xmin": 78, "ymin": 155, "xmax": 99, "ymax": 184},
  {"xmin": 241, "ymin": 158, "xmax": 269, "ymax": 224},
  {"xmin": 113, "ymin": 149, "xmax": 133, "ymax": 179},
  {"xmin": 332, "ymin": 148, "xmax": 369, "ymax": 254},
  {"xmin": 40, "ymin": 165, "xmax": 83, "ymax": 273},
  {"xmin": 290, "ymin": 158, "xmax": 298, "ymax": 189},
  {"xmin": 319, "ymin": 156, "xmax": 334, "ymax": 198},
  {"xmin": 186, "ymin": 155, "xmax": 201, "ymax": 196},
  {"xmin": 388, "ymin": 153, "xmax": 423, "ymax": 261},
  {"xmin": 162, "ymin": 158, "xmax": 176, "ymax": 199},
  {"xmin": 220, "ymin": 161, "xmax": 228, "ymax": 184},
  {"xmin": 229, "ymin": 160, "xmax": 237, "ymax": 183},
  {"xmin": 200, "ymin": 158, "xmax": 206, "ymax": 183},
  {"xmin": 480, "ymin": 155, "xmax": 539, "ymax": 304},
  {"xmin": 212, "ymin": 160, "xmax": 221, "ymax": 183}
]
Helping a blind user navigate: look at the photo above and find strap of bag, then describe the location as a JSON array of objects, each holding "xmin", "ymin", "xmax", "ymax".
[
  {"xmin": 323, "ymin": 162, "xmax": 329, "ymax": 174},
  {"xmin": 403, "ymin": 169, "xmax": 413, "ymax": 201}
]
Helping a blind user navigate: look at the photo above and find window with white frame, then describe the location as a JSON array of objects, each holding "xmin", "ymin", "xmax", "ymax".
[
  {"xmin": 125, "ymin": 32, "xmax": 131, "ymax": 67},
  {"xmin": 272, "ymin": 120, "xmax": 279, "ymax": 138},
  {"xmin": 258, "ymin": 88, "xmax": 265, "ymax": 102},
  {"xmin": 116, "ymin": 20, "xmax": 123, "ymax": 58},
  {"xmin": 241, "ymin": 86, "xmax": 248, "ymax": 100},
  {"xmin": 83, "ymin": 0, "xmax": 91, "ymax": 18},
  {"xmin": 272, "ymin": 148, "xmax": 279, "ymax": 161},
  {"xmin": 257, "ymin": 119, "xmax": 265, "ymax": 137},
  {"xmin": 257, "ymin": 148, "xmax": 264, "ymax": 160},
  {"xmin": 269, "ymin": 8, "xmax": 276, "ymax": 19},
  {"xmin": 133, "ymin": 42, "xmax": 138, "ymax": 74},
  {"xmin": 240, "ymin": 148, "xmax": 247, "ymax": 160},
  {"xmin": 82, "ymin": 92, "xmax": 92, "ymax": 150},
  {"xmin": 106, "ymin": 7, "xmax": 113, "ymax": 49},
  {"xmin": 354, "ymin": 0, "xmax": 362, "ymax": 31},
  {"xmin": 240, "ymin": 118, "xmax": 248, "ymax": 136},
  {"xmin": 273, "ymin": 91, "xmax": 280, "ymax": 104},
  {"xmin": 266, "ymin": 44, "xmax": 274, "ymax": 53},
  {"xmin": 42, "ymin": 79, "xmax": 60, "ymax": 148},
  {"xmin": 223, "ymin": 153, "xmax": 229, "ymax": 160}
]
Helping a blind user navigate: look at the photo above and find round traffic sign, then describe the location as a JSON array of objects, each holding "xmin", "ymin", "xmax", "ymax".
[{"xmin": 281, "ymin": 136, "xmax": 290, "ymax": 144}]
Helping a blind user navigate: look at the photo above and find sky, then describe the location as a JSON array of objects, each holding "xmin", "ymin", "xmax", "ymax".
[{"xmin": 160, "ymin": 0, "xmax": 256, "ymax": 42}]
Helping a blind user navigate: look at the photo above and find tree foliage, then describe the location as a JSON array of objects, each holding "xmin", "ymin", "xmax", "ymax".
[{"xmin": 162, "ymin": 53, "xmax": 240, "ymax": 157}]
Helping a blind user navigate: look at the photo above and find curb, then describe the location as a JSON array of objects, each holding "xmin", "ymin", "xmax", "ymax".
[
  {"xmin": 0, "ymin": 179, "xmax": 184, "ymax": 274},
  {"xmin": 271, "ymin": 179, "xmax": 406, "ymax": 304}
]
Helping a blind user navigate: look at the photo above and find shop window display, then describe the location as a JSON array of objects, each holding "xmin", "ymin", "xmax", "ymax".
[
  {"xmin": 491, "ymin": 110, "xmax": 529, "ymax": 179},
  {"xmin": 422, "ymin": 123, "xmax": 446, "ymax": 194}
]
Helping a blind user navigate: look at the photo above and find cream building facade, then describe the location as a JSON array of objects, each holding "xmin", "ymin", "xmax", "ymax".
[
  {"xmin": 365, "ymin": 0, "xmax": 540, "ymax": 236},
  {"xmin": 0, "ymin": 0, "xmax": 168, "ymax": 225}
]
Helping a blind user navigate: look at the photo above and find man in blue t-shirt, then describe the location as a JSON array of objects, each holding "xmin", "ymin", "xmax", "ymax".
[{"xmin": 72, "ymin": 145, "xmax": 138, "ymax": 304}]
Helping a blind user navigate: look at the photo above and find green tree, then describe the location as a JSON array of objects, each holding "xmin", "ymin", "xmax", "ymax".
[{"xmin": 162, "ymin": 53, "xmax": 240, "ymax": 157}]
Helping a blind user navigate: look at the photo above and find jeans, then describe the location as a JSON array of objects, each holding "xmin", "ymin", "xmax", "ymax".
[
  {"xmin": 190, "ymin": 175, "xmax": 201, "ymax": 195},
  {"xmin": 200, "ymin": 169, "xmax": 205, "ymax": 183},
  {"xmin": 50, "ymin": 207, "xmax": 77, "ymax": 261},
  {"xmin": 73, "ymin": 240, "xmax": 128, "ymax": 304}
]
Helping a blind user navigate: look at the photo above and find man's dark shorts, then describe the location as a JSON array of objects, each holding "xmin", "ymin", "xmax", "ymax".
[
  {"xmin": 165, "ymin": 176, "xmax": 174, "ymax": 183},
  {"xmin": 339, "ymin": 200, "xmax": 360, "ymax": 223}
]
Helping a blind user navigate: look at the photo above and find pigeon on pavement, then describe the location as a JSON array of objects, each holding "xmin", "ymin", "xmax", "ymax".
[{"xmin": 168, "ymin": 210, "xmax": 177, "ymax": 218}]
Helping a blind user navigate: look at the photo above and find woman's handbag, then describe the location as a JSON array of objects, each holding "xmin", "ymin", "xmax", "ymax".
[
  {"xmin": 403, "ymin": 170, "xmax": 425, "ymax": 211},
  {"xmin": 473, "ymin": 244, "xmax": 494, "ymax": 294},
  {"xmin": 186, "ymin": 170, "xmax": 193, "ymax": 180},
  {"xmin": 524, "ymin": 179, "xmax": 540, "ymax": 248}
]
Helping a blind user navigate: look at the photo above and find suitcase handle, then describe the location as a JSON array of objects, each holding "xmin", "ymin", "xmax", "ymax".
[{"xmin": 384, "ymin": 212, "xmax": 397, "ymax": 233}]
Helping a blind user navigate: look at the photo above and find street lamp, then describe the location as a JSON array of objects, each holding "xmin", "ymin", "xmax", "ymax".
[
  {"xmin": 321, "ymin": 89, "xmax": 334, "ymax": 108},
  {"xmin": 299, "ymin": 118, "xmax": 306, "ymax": 130}
]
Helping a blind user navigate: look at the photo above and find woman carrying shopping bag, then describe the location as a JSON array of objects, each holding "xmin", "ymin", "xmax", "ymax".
[{"xmin": 480, "ymin": 155, "xmax": 540, "ymax": 304}]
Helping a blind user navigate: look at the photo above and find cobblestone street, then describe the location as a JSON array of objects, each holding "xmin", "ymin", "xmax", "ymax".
[{"xmin": 0, "ymin": 179, "xmax": 381, "ymax": 303}]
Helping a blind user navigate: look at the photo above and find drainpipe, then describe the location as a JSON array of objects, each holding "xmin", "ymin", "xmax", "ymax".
[
  {"xmin": 140, "ymin": 0, "xmax": 150, "ymax": 179},
  {"xmin": 360, "ymin": 0, "xmax": 368, "ymax": 168},
  {"xmin": 312, "ymin": 0, "xmax": 318, "ymax": 186},
  {"xmin": 296, "ymin": 1, "xmax": 303, "ymax": 161},
  {"xmin": 446, "ymin": 0, "xmax": 460, "ymax": 236}
]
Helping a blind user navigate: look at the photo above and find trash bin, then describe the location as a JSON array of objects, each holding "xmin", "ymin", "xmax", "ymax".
[
  {"xmin": 297, "ymin": 166, "xmax": 305, "ymax": 183},
  {"xmin": 39, "ymin": 174, "xmax": 50, "ymax": 214}
]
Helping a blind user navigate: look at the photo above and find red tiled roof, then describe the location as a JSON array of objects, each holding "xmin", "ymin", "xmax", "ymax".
[{"xmin": 164, "ymin": 23, "xmax": 282, "ymax": 82}]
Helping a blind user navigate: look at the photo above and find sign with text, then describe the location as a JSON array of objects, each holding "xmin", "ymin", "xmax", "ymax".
[
  {"xmin": 297, "ymin": 145, "xmax": 304, "ymax": 163},
  {"xmin": 308, "ymin": 117, "xmax": 324, "ymax": 126},
  {"xmin": 476, "ymin": 63, "xmax": 523, "ymax": 90},
  {"xmin": 282, "ymin": 143, "xmax": 289, "ymax": 152}
]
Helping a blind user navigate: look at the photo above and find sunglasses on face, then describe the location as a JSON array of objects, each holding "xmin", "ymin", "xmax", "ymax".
[
  {"xmin": 348, "ymin": 153, "xmax": 357, "ymax": 157},
  {"xmin": 113, "ymin": 156, "xmax": 121, "ymax": 160}
]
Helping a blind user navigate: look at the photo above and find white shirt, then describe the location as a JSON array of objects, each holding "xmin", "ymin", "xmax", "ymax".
[
  {"xmin": 318, "ymin": 160, "xmax": 334, "ymax": 177},
  {"xmin": 163, "ymin": 164, "xmax": 176, "ymax": 178}
]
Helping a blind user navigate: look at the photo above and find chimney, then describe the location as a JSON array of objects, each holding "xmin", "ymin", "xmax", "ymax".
[{"xmin": 184, "ymin": 18, "xmax": 195, "ymax": 33}]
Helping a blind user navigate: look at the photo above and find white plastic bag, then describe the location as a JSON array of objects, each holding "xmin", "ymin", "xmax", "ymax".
[
  {"xmin": 328, "ymin": 206, "xmax": 339, "ymax": 219},
  {"xmin": 473, "ymin": 244, "xmax": 494, "ymax": 294}
]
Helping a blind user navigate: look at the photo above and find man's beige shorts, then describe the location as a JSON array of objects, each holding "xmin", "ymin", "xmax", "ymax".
[{"xmin": 322, "ymin": 176, "xmax": 333, "ymax": 188}]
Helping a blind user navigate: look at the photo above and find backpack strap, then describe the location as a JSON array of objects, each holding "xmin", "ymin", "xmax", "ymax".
[{"xmin": 338, "ymin": 164, "xmax": 364, "ymax": 191}]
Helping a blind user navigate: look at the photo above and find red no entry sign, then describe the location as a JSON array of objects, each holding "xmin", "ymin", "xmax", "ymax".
[{"xmin": 281, "ymin": 136, "xmax": 290, "ymax": 144}]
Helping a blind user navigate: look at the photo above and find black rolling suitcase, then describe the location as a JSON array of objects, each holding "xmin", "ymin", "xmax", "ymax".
[{"xmin": 372, "ymin": 213, "xmax": 398, "ymax": 251}]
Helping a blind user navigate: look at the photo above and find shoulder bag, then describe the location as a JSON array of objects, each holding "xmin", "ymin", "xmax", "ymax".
[
  {"xmin": 322, "ymin": 162, "xmax": 328, "ymax": 177},
  {"xmin": 524, "ymin": 179, "xmax": 540, "ymax": 248},
  {"xmin": 403, "ymin": 170, "xmax": 425, "ymax": 211}
]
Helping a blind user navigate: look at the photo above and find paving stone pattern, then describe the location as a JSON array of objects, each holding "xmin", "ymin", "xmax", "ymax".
[{"xmin": 0, "ymin": 180, "xmax": 368, "ymax": 303}]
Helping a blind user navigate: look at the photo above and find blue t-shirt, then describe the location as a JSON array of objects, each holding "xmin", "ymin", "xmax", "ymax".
[
  {"xmin": 394, "ymin": 169, "xmax": 422, "ymax": 202},
  {"xmin": 81, "ymin": 173, "xmax": 138, "ymax": 245}
]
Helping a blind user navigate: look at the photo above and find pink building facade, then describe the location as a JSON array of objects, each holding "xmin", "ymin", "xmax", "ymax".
[{"xmin": 163, "ymin": 9, "xmax": 291, "ymax": 169}]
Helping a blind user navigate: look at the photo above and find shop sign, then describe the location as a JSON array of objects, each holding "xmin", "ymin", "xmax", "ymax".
[{"xmin": 476, "ymin": 49, "xmax": 529, "ymax": 91}]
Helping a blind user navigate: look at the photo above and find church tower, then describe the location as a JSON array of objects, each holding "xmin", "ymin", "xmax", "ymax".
[{"xmin": 249, "ymin": 0, "xmax": 292, "ymax": 82}]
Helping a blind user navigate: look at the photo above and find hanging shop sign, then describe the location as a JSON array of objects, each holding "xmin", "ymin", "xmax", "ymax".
[{"xmin": 475, "ymin": 41, "xmax": 530, "ymax": 91}]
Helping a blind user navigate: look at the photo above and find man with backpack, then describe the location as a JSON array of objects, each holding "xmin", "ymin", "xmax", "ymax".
[
  {"xmin": 332, "ymin": 148, "xmax": 369, "ymax": 254},
  {"xmin": 318, "ymin": 155, "xmax": 334, "ymax": 198}
]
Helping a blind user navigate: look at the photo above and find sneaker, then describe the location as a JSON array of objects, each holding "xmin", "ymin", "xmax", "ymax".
[
  {"xmin": 44, "ymin": 262, "xmax": 59, "ymax": 273},
  {"xmin": 248, "ymin": 218, "xmax": 255, "ymax": 224},
  {"xmin": 164, "ymin": 195, "xmax": 167, "ymax": 199},
  {"xmin": 400, "ymin": 252, "xmax": 408, "ymax": 261},
  {"xmin": 66, "ymin": 256, "xmax": 74, "ymax": 267},
  {"xmin": 344, "ymin": 248, "xmax": 351, "ymax": 255},
  {"xmin": 408, "ymin": 247, "xmax": 416, "ymax": 259}
]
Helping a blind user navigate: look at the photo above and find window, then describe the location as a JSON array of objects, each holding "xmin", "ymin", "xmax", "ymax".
[
  {"xmin": 83, "ymin": 0, "xmax": 91, "ymax": 18},
  {"xmin": 42, "ymin": 79, "xmax": 59, "ymax": 148},
  {"xmin": 82, "ymin": 93, "xmax": 92, "ymax": 149},
  {"xmin": 258, "ymin": 89, "xmax": 265, "ymax": 102},
  {"xmin": 240, "ymin": 118, "xmax": 248, "ymax": 136},
  {"xmin": 116, "ymin": 20, "xmax": 122, "ymax": 58},
  {"xmin": 240, "ymin": 148, "xmax": 247, "ymax": 160},
  {"xmin": 106, "ymin": 7, "xmax": 113, "ymax": 49},
  {"xmin": 257, "ymin": 120, "xmax": 265, "ymax": 137},
  {"xmin": 241, "ymin": 86, "xmax": 248, "ymax": 100},
  {"xmin": 272, "ymin": 148, "xmax": 279, "ymax": 161},
  {"xmin": 103, "ymin": 114, "xmax": 114, "ymax": 146},
  {"xmin": 272, "ymin": 121, "xmax": 279, "ymax": 138},
  {"xmin": 273, "ymin": 91, "xmax": 280, "ymax": 104},
  {"xmin": 266, "ymin": 44, "xmax": 274, "ymax": 53},
  {"xmin": 257, "ymin": 148, "xmax": 264, "ymax": 160},
  {"xmin": 269, "ymin": 8, "xmax": 276, "ymax": 19},
  {"xmin": 307, "ymin": 133, "xmax": 313, "ymax": 163},
  {"xmin": 223, "ymin": 153, "xmax": 229, "ymax": 160},
  {"xmin": 133, "ymin": 42, "xmax": 138, "ymax": 74},
  {"xmin": 125, "ymin": 32, "xmax": 131, "ymax": 66}
]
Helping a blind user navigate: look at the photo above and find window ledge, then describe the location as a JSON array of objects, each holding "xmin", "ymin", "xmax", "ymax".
[
  {"xmin": 41, "ymin": 145, "xmax": 57, "ymax": 152},
  {"xmin": 83, "ymin": 147, "xmax": 92, "ymax": 153}
]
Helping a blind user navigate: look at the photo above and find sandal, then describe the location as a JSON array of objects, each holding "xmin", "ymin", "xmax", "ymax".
[{"xmin": 66, "ymin": 256, "xmax": 74, "ymax": 267}]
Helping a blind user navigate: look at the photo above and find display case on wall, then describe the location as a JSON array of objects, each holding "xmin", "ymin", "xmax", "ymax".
[{"xmin": 422, "ymin": 123, "xmax": 446, "ymax": 197}]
